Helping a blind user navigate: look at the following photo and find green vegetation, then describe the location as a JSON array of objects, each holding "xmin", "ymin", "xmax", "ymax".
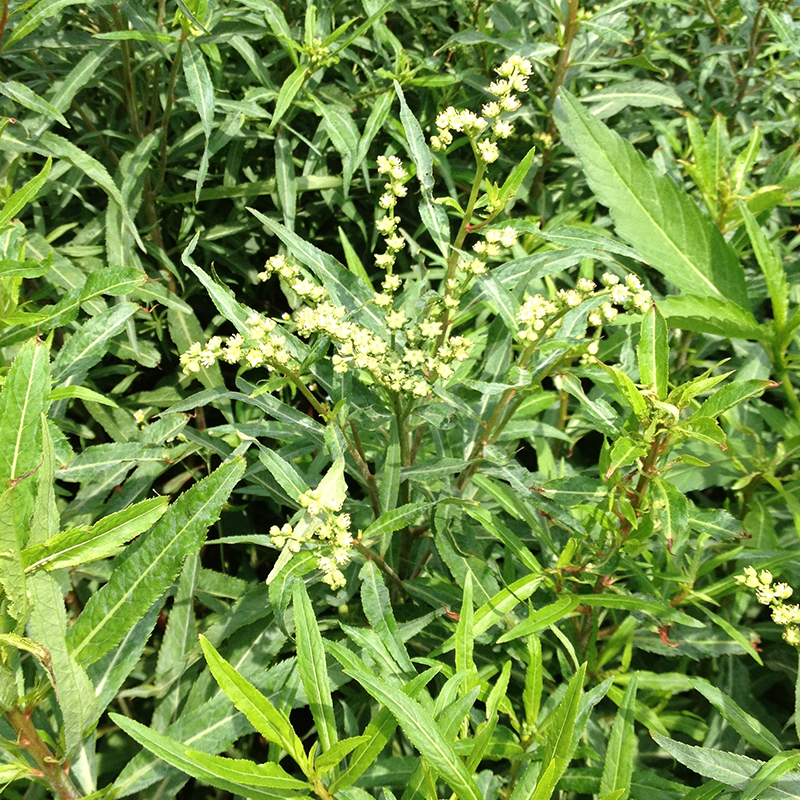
[{"xmin": 1, "ymin": 1, "xmax": 800, "ymax": 798}]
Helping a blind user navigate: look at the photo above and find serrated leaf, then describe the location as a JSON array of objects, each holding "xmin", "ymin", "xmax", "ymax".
[
  {"xmin": 0, "ymin": 487, "xmax": 27, "ymax": 624},
  {"xmin": 28, "ymin": 571, "xmax": 98, "ymax": 755},
  {"xmin": 599, "ymin": 675, "xmax": 637, "ymax": 800},
  {"xmin": 696, "ymin": 379, "xmax": 775, "ymax": 420},
  {"xmin": 0, "ymin": 80, "xmax": 69, "ymax": 127},
  {"xmin": 198, "ymin": 635, "xmax": 306, "ymax": 765},
  {"xmin": 111, "ymin": 715, "xmax": 306, "ymax": 799},
  {"xmin": 556, "ymin": 89, "xmax": 747, "ymax": 308},
  {"xmin": 690, "ymin": 679, "xmax": 780, "ymax": 756},
  {"xmin": 360, "ymin": 561, "xmax": 414, "ymax": 673},
  {"xmin": 606, "ymin": 437, "xmax": 648, "ymax": 480},
  {"xmin": 340, "ymin": 666, "xmax": 483, "ymax": 800},
  {"xmin": 270, "ymin": 65, "xmax": 307, "ymax": 131},
  {"xmin": 23, "ymin": 496, "xmax": 168, "ymax": 573},
  {"xmin": 67, "ymin": 457, "xmax": 245, "ymax": 666},
  {"xmin": 0, "ymin": 158, "xmax": 52, "ymax": 225},
  {"xmin": 51, "ymin": 301, "xmax": 138, "ymax": 386},
  {"xmin": 638, "ymin": 304, "xmax": 668, "ymax": 401},
  {"xmin": 496, "ymin": 594, "xmax": 581, "ymax": 643},
  {"xmin": 293, "ymin": 579, "xmax": 338, "ymax": 751}
]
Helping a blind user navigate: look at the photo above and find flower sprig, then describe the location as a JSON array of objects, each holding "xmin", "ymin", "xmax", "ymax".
[
  {"xmin": 431, "ymin": 55, "xmax": 532, "ymax": 164},
  {"xmin": 270, "ymin": 488, "xmax": 353, "ymax": 590},
  {"xmin": 517, "ymin": 272, "xmax": 652, "ymax": 347},
  {"xmin": 738, "ymin": 567, "xmax": 799, "ymax": 646}
]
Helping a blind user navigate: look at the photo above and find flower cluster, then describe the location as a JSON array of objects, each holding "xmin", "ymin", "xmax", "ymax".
[
  {"xmin": 270, "ymin": 488, "xmax": 353, "ymax": 589},
  {"xmin": 738, "ymin": 567, "xmax": 799, "ymax": 646},
  {"xmin": 375, "ymin": 155, "xmax": 408, "ymax": 276},
  {"xmin": 431, "ymin": 55, "xmax": 532, "ymax": 163},
  {"xmin": 517, "ymin": 272, "xmax": 651, "ymax": 347},
  {"xmin": 293, "ymin": 299, "xmax": 471, "ymax": 395},
  {"xmin": 180, "ymin": 312, "xmax": 294, "ymax": 375}
]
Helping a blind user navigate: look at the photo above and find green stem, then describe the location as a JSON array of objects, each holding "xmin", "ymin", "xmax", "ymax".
[
  {"xmin": 435, "ymin": 160, "xmax": 486, "ymax": 349},
  {"xmin": 6, "ymin": 707, "xmax": 82, "ymax": 800}
]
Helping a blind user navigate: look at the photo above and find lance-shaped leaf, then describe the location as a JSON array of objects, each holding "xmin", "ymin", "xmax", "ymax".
[
  {"xmin": 182, "ymin": 41, "xmax": 215, "ymax": 140},
  {"xmin": 556, "ymin": 89, "xmax": 748, "ymax": 309},
  {"xmin": 110, "ymin": 715, "xmax": 309, "ymax": 799},
  {"xmin": 293, "ymin": 579, "xmax": 338, "ymax": 752},
  {"xmin": 637, "ymin": 304, "xmax": 668, "ymax": 401},
  {"xmin": 198, "ymin": 635, "xmax": 306, "ymax": 766},
  {"xmin": 28, "ymin": 571, "xmax": 98, "ymax": 755},
  {"xmin": 0, "ymin": 487, "xmax": 27, "ymax": 624},
  {"xmin": 0, "ymin": 338, "xmax": 51, "ymax": 487},
  {"xmin": 22, "ymin": 496, "xmax": 169, "ymax": 573},
  {"xmin": 599, "ymin": 675, "xmax": 637, "ymax": 800},
  {"xmin": 67, "ymin": 457, "xmax": 245, "ymax": 666},
  {"xmin": 340, "ymin": 665, "xmax": 483, "ymax": 800},
  {"xmin": 51, "ymin": 301, "xmax": 139, "ymax": 386},
  {"xmin": 0, "ymin": 157, "xmax": 52, "ymax": 225}
]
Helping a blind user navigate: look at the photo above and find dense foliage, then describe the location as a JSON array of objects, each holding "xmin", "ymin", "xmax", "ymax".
[{"xmin": 2, "ymin": 1, "xmax": 800, "ymax": 799}]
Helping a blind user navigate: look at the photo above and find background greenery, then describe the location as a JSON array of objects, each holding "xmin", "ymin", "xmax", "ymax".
[{"xmin": 2, "ymin": 0, "xmax": 800, "ymax": 799}]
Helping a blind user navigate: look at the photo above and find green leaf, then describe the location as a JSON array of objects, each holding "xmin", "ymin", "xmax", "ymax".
[
  {"xmin": 0, "ymin": 157, "xmax": 52, "ymax": 225},
  {"xmin": 67, "ymin": 457, "xmax": 245, "ymax": 666},
  {"xmin": 51, "ymin": 301, "xmax": 139, "ymax": 386},
  {"xmin": 311, "ymin": 98, "xmax": 359, "ymax": 197},
  {"xmin": 497, "ymin": 145, "xmax": 536, "ymax": 208},
  {"xmin": 651, "ymin": 732, "xmax": 763, "ymax": 790},
  {"xmin": 539, "ymin": 663, "xmax": 586, "ymax": 786},
  {"xmin": 341, "ymin": 666, "xmax": 483, "ymax": 800},
  {"xmin": 556, "ymin": 89, "xmax": 748, "ymax": 308},
  {"xmin": 692, "ymin": 605, "xmax": 762, "ymax": 664},
  {"xmin": 37, "ymin": 132, "xmax": 144, "ymax": 250},
  {"xmin": 606, "ymin": 437, "xmax": 648, "ymax": 480},
  {"xmin": 258, "ymin": 449, "xmax": 309, "ymax": 499},
  {"xmin": 740, "ymin": 203, "xmax": 789, "ymax": 328},
  {"xmin": 0, "ymin": 255, "xmax": 52, "ymax": 278},
  {"xmin": 362, "ymin": 501, "xmax": 431, "ymax": 546},
  {"xmin": 577, "ymin": 594, "xmax": 703, "ymax": 627},
  {"xmin": 360, "ymin": 561, "xmax": 414, "ymax": 673},
  {"xmin": 465, "ymin": 506, "xmax": 542, "ymax": 575},
  {"xmin": 690, "ymin": 678, "xmax": 780, "ymax": 756},
  {"xmin": 184, "ymin": 750, "xmax": 310, "ymax": 790},
  {"xmin": 6, "ymin": 0, "xmax": 87, "ymax": 47},
  {"xmin": 0, "ymin": 80, "xmax": 69, "ymax": 127},
  {"xmin": 0, "ymin": 487, "xmax": 27, "ymax": 624},
  {"xmin": 183, "ymin": 42, "xmax": 214, "ymax": 141},
  {"xmin": 270, "ymin": 65, "xmax": 307, "ymax": 131},
  {"xmin": 0, "ymin": 338, "xmax": 51, "ymax": 487},
  {"xmin": 23, "ymin": 497, "xmax": 168, "ymax": 573},
  {"xmin": 696, "ymin": 379, "xmax": 775, "ymax": 420},
  {"xmin": 29, "ymin": 415, "xmax": 58, "ymax": 547},
  {"xmin": 314, "ymin": 736, "xmax": 371, "ymax": 775},
  {"xmin": 57, "ymin": 443, "xmax": 165, "ymax": 483},
  {"xmin": 27, "ymin": 571, "xmax": 98, "ymax": 755},
  {"xmin": 198, "ymin": 635, "xmax": 306, "ymax": 766},
  {"xmin": 599, "ymin": 675, "xmax": 637, "ymax": 800},
  {"xmin": 638, "ymin": 304, "xmax": 668, "ymax": 401},
  {"xmin": 181, "ymin": 234, "xmax": 256, "ymax": 334},
  {"xmin": 274, "ymin": 129, "xmax": 297, "ymax": 231},
  {"xmin": 94, "ymin": 30, "xmax": 178, "ymax": 42},
  {"xmin": 741, "ymin": 752, "xmax": 800, "ymax": 800},
  {"xmin": 394, "ymin": 81, "xmax": 434, "ymax": 191},
  {"xmin": 582, "ymin": 79, "xmax": 683, "ymax": 118},
  {"xmin": 293, "ymin": 578, "xmax": 338, "ymax": 751},
  {"xmin": 49, "ymin": 386, "xmax": 119, "ymax": 407},
  {"xmin": 111, "ymin": 715, "xmax": 307, "ymax": 799},
  {"xmin": 455, "ymin": 571, "xmax": 475, "ymax": 683},
  {"xmin": 496, "ymin": 594, "xmax": 581, "ymax": 643}
]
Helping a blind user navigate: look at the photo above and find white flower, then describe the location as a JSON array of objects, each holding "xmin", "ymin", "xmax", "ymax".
[
  {"xmin": 493, "ymin": 120, "xmax": 514, "ymax": 139},
  {"xmin": 386, "ymin": 310, "xmax": 406, "ymax": 330}
]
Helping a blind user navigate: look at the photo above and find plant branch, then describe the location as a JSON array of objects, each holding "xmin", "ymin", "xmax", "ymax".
[{"xmin": 6, "ymin": 707, "xmax": 82, "ymax": 800}]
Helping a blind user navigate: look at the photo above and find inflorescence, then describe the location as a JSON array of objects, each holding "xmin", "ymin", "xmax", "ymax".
[
  {"xmin": 269, "ymin": 488, "xmax": 353, "ymax": 589},
  {"xmin": 738, "ymin": 567, "xmax": 800, "ymax": 646}
]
